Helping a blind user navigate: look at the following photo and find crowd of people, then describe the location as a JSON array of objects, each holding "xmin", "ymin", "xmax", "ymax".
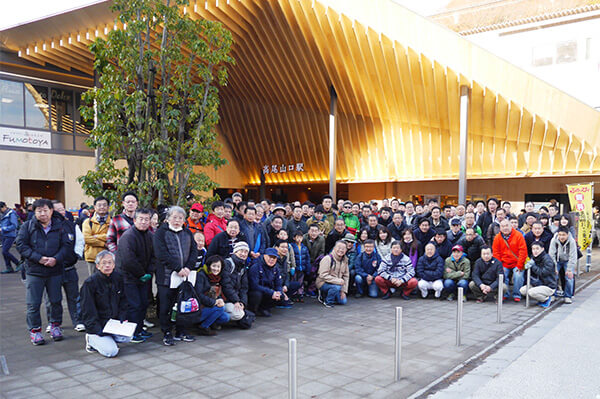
[{"xmin": 0, "ymin": 193, "xmax": 598, "ymax": 358}]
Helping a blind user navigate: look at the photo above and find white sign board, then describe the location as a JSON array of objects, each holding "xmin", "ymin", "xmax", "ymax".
[{"xmin": 0, "ymin": 127, "xmax": 51, "ymax": 149}]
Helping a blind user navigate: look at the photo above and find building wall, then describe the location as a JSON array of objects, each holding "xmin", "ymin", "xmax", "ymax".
[{"xmin": 0, "ymin": 150, "xmax": 95, "ymax": 209}]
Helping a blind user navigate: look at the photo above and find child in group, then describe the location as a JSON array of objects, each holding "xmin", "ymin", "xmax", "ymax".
[
  {"xmin": 193, "ymin": 231, "xmax": 207, "ymax": 271},
  {"xmin": 290, "ymin": 230, "xmax": 310, "ymax": 302}
]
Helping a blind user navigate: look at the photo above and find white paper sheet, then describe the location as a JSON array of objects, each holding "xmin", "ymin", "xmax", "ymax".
[
  {"xmin": 102, "ymin": 319, "xmax": 137, "ymax": 338},
  {"xmin": 170, "ymin": 270, "xmax": 197, "ymax": 289}
]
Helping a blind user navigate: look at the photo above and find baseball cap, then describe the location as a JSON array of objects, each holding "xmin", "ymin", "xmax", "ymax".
[
  {"xmin": 191, "ymin": 203, "xmax": 204, "ymax": 213},
  {"xmin": 452, "ymin": 245, "xmax": 463, "ymax": 252},
  {"xmin": 450, "ymin": 218, "xmax": 461, "ymax": 226},
  {"xmin": 264, "ymin": 248, "xmax": 278, "ymax": 257}
]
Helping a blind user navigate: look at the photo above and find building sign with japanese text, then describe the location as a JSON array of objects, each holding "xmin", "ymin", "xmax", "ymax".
[
  {"xmin": 263, "ymin": 163, "xmax": 304, "ymax": 175},
  {"xmin": 0, "ymin": 127, "xmax": 51, "ymax": 149}
]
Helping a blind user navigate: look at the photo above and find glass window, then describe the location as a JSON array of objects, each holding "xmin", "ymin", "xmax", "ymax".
[
  {"xmin": 0, "ymin": 79, "xmax": 24, "ymax": 126},
  {"xmin": 532, "ymin": 44, "xmax": 553, "ymax": 67},
  {"xmin": 25, "ymin": 84, "xmax": 50, "ymax": 129},
  {"xmin": 50, "ymin": 88, "xmax": 74, "ymax": 133},
  {"xmin": 556, "ymin": 40, "xmax": 577, "ymax": 64},
  {"xmin": 74, "ymin": 91, "xmax": 93, "ymax": 134}
]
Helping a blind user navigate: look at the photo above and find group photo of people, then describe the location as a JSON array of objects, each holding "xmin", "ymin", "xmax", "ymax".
[{"xmin": 1, "ymin": 193, "xmax": 597, "ymax": 358}]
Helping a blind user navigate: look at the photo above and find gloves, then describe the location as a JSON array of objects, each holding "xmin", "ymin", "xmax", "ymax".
[
  {"xmin": 139, "ymin": 273, "xmax": 152, "ymax": 283},
  {"xmin": 290, "ymin": 268, "xmax": 295, "ymax": 276}
]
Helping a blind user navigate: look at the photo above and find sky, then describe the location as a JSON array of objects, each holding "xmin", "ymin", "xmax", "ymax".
[{"xmin": 0, "ymin": 0, "xmax": 451, "ymax": 31}]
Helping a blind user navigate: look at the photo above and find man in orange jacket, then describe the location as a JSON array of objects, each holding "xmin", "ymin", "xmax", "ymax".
[{"xmin": 492, "ymin": 219, "xmax": 528, "ymax": 302}]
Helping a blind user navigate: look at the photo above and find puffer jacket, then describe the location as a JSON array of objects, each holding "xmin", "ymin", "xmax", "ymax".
[
  {"xmin": 153, "ymin": 224, "xmax": 197, "ymax": 286},
  {"xmin": 416, "ymin": 253, "xmax": 444, "ymax": 281},
  {"xmin": 82, "ymin": 213, "xmax": 111, "ymax": 262},
  {"xmin": 224, "ymin": 254, "xmax": 249, "ymax": 305},
  {"xmin": 443, "ymin": 254, "xmax": 471, "ymax": 280},
  {"xmin": 526, "ymin": 251, "xmax": 557, "ymax": 290},
  {"xmin": 472, "ymin": 257, "xmax": 503, "ymax": 288}
]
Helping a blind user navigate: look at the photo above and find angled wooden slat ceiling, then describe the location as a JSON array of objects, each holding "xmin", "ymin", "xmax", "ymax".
[{"xmin": 2, "ymin": 0, "xmax": 599, "ymax": 186}]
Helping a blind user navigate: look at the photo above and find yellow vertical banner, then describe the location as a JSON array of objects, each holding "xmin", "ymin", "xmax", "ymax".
[{"xmin": 566, "ymin": 182, "xmax": 594, "ymax": 250}]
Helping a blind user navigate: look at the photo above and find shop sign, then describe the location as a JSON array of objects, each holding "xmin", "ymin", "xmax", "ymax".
[
  {"xmin": 263, "ymin": 163, "xmax": 304, "ymax": 174},
  {"xmin": 0, "ymin": 127, "xmax": 51, "ymax": 149}
]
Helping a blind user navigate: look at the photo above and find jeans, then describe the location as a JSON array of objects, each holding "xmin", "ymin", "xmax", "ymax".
[
  {"xmin": 44, "ymin": 267, "xmax": 81, "ymax": 326},
  {"xmin": 503, "ymin": 267, "xmax": 524, "ymax": 299},
  {"xmin": 86, "ymin": 333, "xmax": 130, "ymax": 357},
  {"xmin": 556, "ymin": 261, "xmax": 574, "ymax": 298},
  {"xmin": 2, "ymin": 236, "xmax": 19, "ymax": 270},
  {"xmin": 124, "ymin": 282, "xmax": 149, "ymax": 334},
  {"xmin": 354, "ymin": 274, "xmax": 379, "ymax": 297},
  {"xmin": 199, "ymin": 306, "xmax": 230, "ymax": 328},
  {"xmin": 319, "ymin": 283, "xmax": 347, "ymax": 305},
  {"xmin": 443, "ymin": 278, "xmax": 469, "ymax": 295},
  {"xmin": 26, "ymin": 274, "xmax": 63, "ymax": 330}
]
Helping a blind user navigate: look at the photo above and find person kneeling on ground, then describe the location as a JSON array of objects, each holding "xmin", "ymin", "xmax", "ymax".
[
  {"xmin": 316, "ymin": 240, "xmax": 350, "ymax": 307},
  {"xmin": 521, "ymin": 242, "xmax": 557, "ymax": 308},
  {"xmin": 469, "ymin": 245, "xmax": 503, "ymax": 303},
  {"xmin": 80, "ymin": 250, "xmax": 129, "ymax": 357},
  {"xmin": 194, "ymin": 255, "xmax": 230, "ymax": 336},
  {"xmin": 224, "ymin": 242, "xmax": 254, "ymax": 329},
  {"xmin": 416, "ymin": 243, "xmax": 444, "ymax": 299},
  {"xmin": 443, "ymin": 245, "xmax": 471, "ymax": 301},
  {"xmin": 375, "ymin": 240, "xmax": 418, "ymax": 300},
  {"xmin": 248, "ymin": 248, "xmax": 287, "ymax": 317},
  {"xmin": 354, "ymin": 239, "xmax": 381, "ymax": 298}
]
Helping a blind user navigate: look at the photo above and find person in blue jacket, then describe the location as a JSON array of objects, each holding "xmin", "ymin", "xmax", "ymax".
[
  {"xmin": 247, "ymin": 248, "xmax": 286, "ymax": 317},
  {"xmin": 416, "ymin": 242, "xmax": 445, "ymax": 298},
  {"xmin": 354, "ymin": 239, "xmax": 381, "ymax": 298},
  {"xmin": 0, "ymin": 201, "xmax": 20, "ymax": 273},
  {"xmin": 239, "ymin": 206, "xmax": 268, "ymax": 266},
  {"xmin": 291, "ymin": 230, "xmax": 310, "ymax": 301}
]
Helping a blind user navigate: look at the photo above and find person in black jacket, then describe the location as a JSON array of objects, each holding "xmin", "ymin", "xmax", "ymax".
[
  {"xmin": 458, "ymin": 228, "xmax": 486, "ymax": 264},
  {"xmin": 431, "ymin": 229, "xmax": 452, "ymax": 260},
  {"xmin": 206, "ymin": 219, "xmax": 247, "ymax": 259},
  {"xmin": 16, "ymin": 198, "xmax": 73, "ymax": 346},
  {"xmin": 80, "ymin": 250, "xmax": 129, "ymax": 357},
  {"xmin": 325, "ymin": 218, "xmax": 348, "ymax": 253},
  {"xmin": 116, "ymin": 208, "xmax": 154, "ymax": 343},
  {"xmin": 413, "ymin": 219, "xmax": 436, "ymax": 255},
  {"xmin": 469, "ymin": 245, "xmax": 504, "ymax": 302},
  {"xmin": 476, "ymin": 198, "xmax": 500, "ymax": 238},
  {"xmin": 520, "ymin": 242, "xmax": 557, "ymax": 307},
  {"xmin": 224, "ymin": 242, "xmax": 252, "ymax": 327},
  {"xmin": 153, "ymin": 206, "xmax": 198, "ymax": 346},
  {"xmin": 387, "ymin": 212, "xmax": 407, "ymax": 241}
]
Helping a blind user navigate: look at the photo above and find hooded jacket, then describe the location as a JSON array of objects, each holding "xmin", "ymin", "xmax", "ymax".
[
  {"xmin": 316, "ymin": 252, "xmax": 349, "ymax": 292},
  {"xmin": 203, "ymin": 213, "xmax": 228, "ymax": 246},
  {"xmin": 416, "ymin": 253, "xmax": 444, "ymax": 282},
  {"xmin": 378, "ymin": 253, "xmax": 415, "ymax": 283},
  {"xmin": 548, "ymin": 234, "xmax": 578, "ymax": 272}
]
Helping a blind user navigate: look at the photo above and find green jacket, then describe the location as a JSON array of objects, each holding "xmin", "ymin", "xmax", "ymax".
[
  {"xmin": 341, "ymin": 212, "xmax": 360, "ymax": 236},
  {"xmin": 443, "ymin": 255, "xmax": 471, "ymax": 280}
]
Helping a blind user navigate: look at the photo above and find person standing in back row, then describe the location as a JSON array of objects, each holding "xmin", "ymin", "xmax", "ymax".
[
  {"xmin": 106, "ymin": 192, "xmax": 138, "ymax": 252},
  {"xmin": 82, "ymin": 196, "xmax": 111, "ymax": 276},
  {"xmin": 0, "ymin": 201, "xmax": 20, "ymax": 274}
]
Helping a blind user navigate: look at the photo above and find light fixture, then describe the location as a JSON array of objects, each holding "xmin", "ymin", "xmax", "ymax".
[
  {"xmin": 1, "ymin": 98, "xmax": 14, "ymax": 103},
  {"xmin": 34, "ymin": 103, "xmax": 49, "ymax": 108}
]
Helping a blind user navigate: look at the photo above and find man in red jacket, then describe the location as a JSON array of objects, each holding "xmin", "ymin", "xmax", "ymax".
[
  {"xmin": 492, "ymin": 219, "xmax": 527, "ymax": 302},
  {"xmin": 204, "ymin": 201, "xmax": 228, "ymax": 246}
]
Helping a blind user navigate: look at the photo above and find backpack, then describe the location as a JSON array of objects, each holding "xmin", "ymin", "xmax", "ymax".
[{"xmin": 173, "ymin": 280, "xmax": 203, "ymax": 325}]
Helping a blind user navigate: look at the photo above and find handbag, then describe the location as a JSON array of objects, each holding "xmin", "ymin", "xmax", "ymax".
[{"xmin": 174, "ymin": 280, "xmax": 203, "ymax": 325}]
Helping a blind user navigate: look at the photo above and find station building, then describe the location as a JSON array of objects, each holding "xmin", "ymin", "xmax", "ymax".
[{"xmin": 1, "ymin": 0, "xmax": 599, "ymax": 209}]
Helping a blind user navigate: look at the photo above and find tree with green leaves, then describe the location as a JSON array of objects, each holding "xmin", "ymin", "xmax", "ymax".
[{"xmin": 79, "ymin": 0, "xmax": 234, "ymax": 207}]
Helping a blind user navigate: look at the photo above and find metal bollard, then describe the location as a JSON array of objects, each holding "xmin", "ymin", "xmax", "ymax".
[
  {"xmin": 497, "ymin": 274, "xmax": 503, "ymax": 324},
  {"xmin": 288, "ymin": 338, "xmax": 297, "ymax": 399},
  {"xmin": 586, "ymin": 247, "xmax": 591, "ymax": 273},
  {"xmin": 394, "ymin": 307, "xmax": 403, "ymax": 382},
  {"xmin": 456, "ymin": 287, "xmax": 463, "ymax": 346},
  {"xmin": 525, "ymin": 267, "xmax": 531, "ymax": 308}
]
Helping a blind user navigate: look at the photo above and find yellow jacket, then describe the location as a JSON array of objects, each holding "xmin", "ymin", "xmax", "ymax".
[{"xmin": 82, "ymin": 214, "xmax": 111, "ymax": 262}]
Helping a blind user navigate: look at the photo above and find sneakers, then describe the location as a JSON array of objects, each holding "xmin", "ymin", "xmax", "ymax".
[
  {"xmin": 381, "ymin": 292, "xmax": 392, "ymax": 300},
  {"xmin": 257, "ymin": 309, "xmax": 272, "ymax": 317},
  {"xmin": 130, "ymin": 334, "xmax": 146, "ymax": 343},
  {"xmin": 276, "ymin": 302, "xmax": 293, "ymax": 309},
  {"xmin": 139, "ymin": 330, "xmax": 153, "ymax": 339},
  {"xmin": 1, "ymin": 269, "xmax": 15, "ymax": 274},
  {"xmin": 323, "ymin": 301, "xmax": 334, "ymax": 308},
  {"xmin": 143, "ymin": 319, "xmax": 155, "ymax": 328},
  {"xmin": 163, "ymin": 331, "xmax": 175, "ymax": 346},
  {"xmin": 45, "ymin": 325, "xmax": 51, "ymax": 333},
  {"xmin": 317, "ymin": 290, "xmax": 324, "ymax": 304},
  {"xmin": 401, "ymin": 294, "xmax": 411, "ymax": 300},
  {"xmin": 49, "ymin": 323, "xmax": 63, "ymax": 341},
  {"xmin": 537, "ymin": 297, "xmax": 552, "ymax": 308},
  {"xmin": 30, "ymin": 328, "xmax": 45, "ymax": 346},
  {"xmin": 513, "ymin": 297, "xmax": 521, "ymax": 303},
  {"xmin": 174, "ymin": 333, "xmax": 196, "ymax": 342},
  {"xmin": 74, "ymin": 324, "xmax": 86, "ymax": 332},
  {"xmin": 446, "ymin": 293, "xmax": 455, "ymax": 301},
  {"xmin": 564, "ymin": 297, "xmax": 573, "ymax": 304},
  {"xmin": 85, "ymin": 334, "xmax": 96, "ymax": 353},
  {"xmin": 198, "ymin": 327, "xmax": 217, "ymax": 336},
  {"xmin": 463, "ymin": 295, "xmax": 467, "ymax": 302}
]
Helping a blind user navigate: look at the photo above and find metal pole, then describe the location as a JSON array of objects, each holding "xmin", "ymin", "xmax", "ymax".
[
  {"xmin": 328, "ymin": 85, "xmax": 338, "ymax": 202},
  {"xmin": 586, "ymin": 246, "xmax": 591, "ymax": 273},
  {"xmin": 497, "ymin": 274, "xmax": 503, "ymax": 323},
  {"xmin": 458, "ymin": 85, "xmax": 469, "ymax": 205},
  {"xmin": 288, "ymin": 338, "xmax": 297, "ymax": 399},
  {"xmin": 456, "ymin": 287, "xmax": 463, "ymax": 346},
  {"xmin": 394, "ymin": 307, "xmax": 403, "ymax": 382},
  {"xmin": 525, "ymin": 267, "xmax": 531, "ymax": 308}
]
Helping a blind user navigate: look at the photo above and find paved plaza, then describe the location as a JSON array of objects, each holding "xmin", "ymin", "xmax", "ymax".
[{"xmin": 1, "ymin": 249, "xmax": 598, "ymax": 399}]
